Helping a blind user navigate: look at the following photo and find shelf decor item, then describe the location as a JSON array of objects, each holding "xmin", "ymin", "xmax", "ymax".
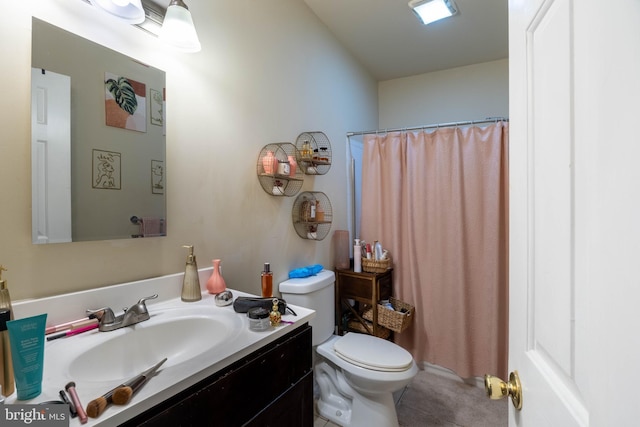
[
  {"xmin": 256, "ymin": 143, "xmax": 304, "ymax": 197},
  {"xmin": 206, "ymin": 259, "xmax": 226, "ymax": 295},
  {"xmin": 262, "ymin": 150, "xmax": 277, "ymax": 175},
  {"xmin": 295, "ymin": 132, "xmax": 332, "ymax": 175}
]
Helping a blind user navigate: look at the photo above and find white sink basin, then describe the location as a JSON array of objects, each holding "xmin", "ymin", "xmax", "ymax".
[{"xmin": 45, "ymin": 305, "xmax": 245, "ymax": 384}]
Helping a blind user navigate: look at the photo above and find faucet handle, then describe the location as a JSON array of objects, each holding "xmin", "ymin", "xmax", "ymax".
[
  {"xmin": 130, "ymin": 294, "xmax": 158, "ymax": 315},
  {"xmin": 86, "ymin": 307, "xmax": 116, "ymax": 324},
  {"xmin": 137, "ymin": 294, "xmax": 158, "ymax": 306}
]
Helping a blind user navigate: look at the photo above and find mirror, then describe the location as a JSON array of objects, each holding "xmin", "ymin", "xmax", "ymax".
[{"xmin": 31, "ymin": 18, "xmax": 166, "ymax": 244}]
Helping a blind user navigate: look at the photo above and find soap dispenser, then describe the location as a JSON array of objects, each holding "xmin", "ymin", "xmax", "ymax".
[
  {"xmin": 0, "ymin": 267, "xmax": 13, "ymax": 321},
  {"xmin": 181, "ymin": 245, "xmax": 202, "ymax": 302}
]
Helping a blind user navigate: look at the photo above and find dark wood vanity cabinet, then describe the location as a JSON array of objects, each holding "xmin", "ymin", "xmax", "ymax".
[{"xmin": 122, "ymin": 324, "xmax": 313, "ymax": 427}]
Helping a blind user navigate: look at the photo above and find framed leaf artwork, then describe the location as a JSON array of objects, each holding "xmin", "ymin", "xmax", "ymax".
[{"xmin": 104, "ymin": 72, "xmax": 147, "ymax": 132}]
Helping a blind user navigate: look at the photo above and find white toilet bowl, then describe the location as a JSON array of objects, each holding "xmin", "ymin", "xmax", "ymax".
[
  {"xmin": 279, "ymin": 270, "xmax": 418, "ymax": 427},
  {"xmin": 315, "ymin": 333, "xmax": 418, "ymax": 427}
]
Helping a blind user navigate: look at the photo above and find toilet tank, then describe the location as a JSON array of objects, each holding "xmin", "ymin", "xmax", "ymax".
[{"xmin": 279, "ymin": 269, "xmax": 335, "ymax": 346}]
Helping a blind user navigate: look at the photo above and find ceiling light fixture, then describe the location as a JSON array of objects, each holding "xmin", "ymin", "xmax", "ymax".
[
  {"xmin": 89, "ymin": 0, "xmax": 145, "ymax": 24},
  {"xmin": 408, "ymin": 0, "xmax": 458, "ymax": 26},
  {"xmin": 159, "ymin": 0, "xmax": 201, "ymax": 53}
]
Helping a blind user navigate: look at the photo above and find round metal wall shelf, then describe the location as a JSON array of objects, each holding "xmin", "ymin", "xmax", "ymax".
[
  {"xmin": 295, "ymin": 132, "xmax": 332, "ymax": 175},
  {"xmin": 256, "ymin": 142, "xmax": 304, "ymax": 196},
  {"xmin": 292, "ymin": 191, "xmax": 332, "ymax": 240}
]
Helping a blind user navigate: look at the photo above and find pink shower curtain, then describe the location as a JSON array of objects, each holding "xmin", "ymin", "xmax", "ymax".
[{"xmin": 360, "ymin": 122, "xmax": 509, "ymax": 379}]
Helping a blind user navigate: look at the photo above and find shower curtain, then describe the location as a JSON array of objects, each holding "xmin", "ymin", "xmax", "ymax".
[{"xmin": 359, "ymin": 122, "xmax": 509, "ymax": 379}]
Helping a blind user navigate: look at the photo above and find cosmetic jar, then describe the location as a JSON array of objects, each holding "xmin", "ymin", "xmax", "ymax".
[
  {"xmin": 247, "ymin": 307, "xmax": 271, "ymax": 332},
  {"xmin": 277, "ymin": 161, "xmax": 290, "ymax": 176}
]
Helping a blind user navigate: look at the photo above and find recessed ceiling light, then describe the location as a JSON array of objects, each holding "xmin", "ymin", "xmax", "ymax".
[{"xmin": 408, "ymin": 0, "xmax": 459, "ymax": 26}]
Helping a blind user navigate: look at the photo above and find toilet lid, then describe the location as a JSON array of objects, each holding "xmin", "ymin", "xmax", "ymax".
[{"xmin": 333, "ymin": 333, "xmax": 414, "ymax": 372}]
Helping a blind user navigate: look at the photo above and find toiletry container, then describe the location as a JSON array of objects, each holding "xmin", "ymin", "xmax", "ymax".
[
  {"xmin": 247, "ymin": 307, "xmax": 271, "ymax": 331},
  {"xmin": 0, "ymin": 309, "xmax": 14, "ymax": 397},
  {"xmin": 181, "ymin": 245, "xmax": 202, "ymax": 302},
  {"xmin": 315, "ymin": 200, "xmax": 325, "ymax": 222},
  {"xmin": 374, "ymin": 241, "xmax": 383, "ymax": 260},
  {"xmin": 0, "ymin": 267, "xmax": 13, "ymax": 321},
  {"xmin": 354, "ymin": 239, "xmax": 362, "ymax": 272},
  {"xmin": 277, "ymin": 160, "xmax": 290, "ymax": 176},
  {"xmin": 261, "ymin": 263, "xmax": 273, "ymax": 297},
  {"xmin": 206, "ymin": 259, "xmax": 226, "ymax": 294}
]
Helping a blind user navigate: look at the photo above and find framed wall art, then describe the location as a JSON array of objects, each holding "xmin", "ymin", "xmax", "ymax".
[
  {"xmin": 93, "ymin": 149, "xmax": 121, "ymax": 190},
  {"xmin": 104, "ymin": 72, "xmax": 147, "ymax": 132},
  {"xmin": 151, "ymin": 160, "xmax": 164, "ymax": 194}
]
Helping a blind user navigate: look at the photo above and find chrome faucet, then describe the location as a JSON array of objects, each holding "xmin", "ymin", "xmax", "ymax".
[{"xmin": 87, "ymin": 294, "xmax": 158, "ymax": 332}]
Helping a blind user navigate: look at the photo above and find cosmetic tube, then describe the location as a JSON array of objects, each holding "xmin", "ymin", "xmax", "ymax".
[
  {"xmin": 0, "ymin": 309, "xmax": 14, "ymax": 397},
  {"xmin": 45, "ymin": 316, "xmax": 97, "ymax": 335},
  {"xmin": 6, "ymin": 313, "xmax": 47, "ymax": 400},
  {"xmin": 46, "ymin": 322, "xmax": 99, "ymax": 341}
]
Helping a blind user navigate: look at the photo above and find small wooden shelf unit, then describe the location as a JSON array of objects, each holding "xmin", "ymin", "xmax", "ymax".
[{"xmin": 335, "ymin": 268, "xmax": 393, "ymax": 338}]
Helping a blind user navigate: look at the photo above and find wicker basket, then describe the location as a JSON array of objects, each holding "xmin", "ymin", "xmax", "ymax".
[
  {"xmin": 362, "ymin": 297, "xmax": 415, "ymax": 333},
  {"xmin": 347, "ymin": 319, "xmax": 391, "ymax": 339},
  {"xmin": 361, "ymin": 256, "xmax": 392, "ymax": 273}
]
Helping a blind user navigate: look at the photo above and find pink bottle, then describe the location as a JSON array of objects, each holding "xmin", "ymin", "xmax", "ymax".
[
  {"xmin": 288, "ymin": 155, "xmax": 297, "ymax": 177},
  {"xmin": 262, "ymin": 151, "xmax": 277, "ymax": 175},
  {"xmin": 206, "ymin": 259, "xmax": 227, "ymax": 294}
]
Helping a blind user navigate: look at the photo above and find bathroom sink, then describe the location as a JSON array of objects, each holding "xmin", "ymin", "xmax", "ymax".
[{"xmin": 45, "ymin": 305, "xmax": 245, "ymax": 383}]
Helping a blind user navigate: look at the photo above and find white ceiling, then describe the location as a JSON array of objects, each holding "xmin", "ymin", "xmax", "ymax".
[{"xmin": 302, "ymin": 0, "xmax": 508, "ymax": 81}]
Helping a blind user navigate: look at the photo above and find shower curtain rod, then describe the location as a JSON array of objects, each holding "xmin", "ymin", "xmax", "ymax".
[{"xmin": 346, "ymin": 117, "xmax": 508, "ymax": 137}]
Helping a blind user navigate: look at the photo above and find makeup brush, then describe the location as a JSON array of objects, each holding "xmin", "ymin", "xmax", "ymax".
[
  {"xmin": 85, "ymin": 358, "xmax": 167, "ymax": 418},
  {"xmin": 85, "ymin": 388, "xmax": 115, "ymax": 418},
  {"xmin": 112, "ymin": 358, "xmax": 167, "ymax": 406}
]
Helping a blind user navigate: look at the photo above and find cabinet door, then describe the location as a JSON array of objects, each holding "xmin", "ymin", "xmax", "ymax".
[{"xmin": 245, "ymin": 373, "xmax": 313, "ymax": 426}]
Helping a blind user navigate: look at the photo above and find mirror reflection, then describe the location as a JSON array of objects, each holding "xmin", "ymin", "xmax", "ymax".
[{"xmin": 31, "ymin": 18, "xmax": 166, "ymax": 244}]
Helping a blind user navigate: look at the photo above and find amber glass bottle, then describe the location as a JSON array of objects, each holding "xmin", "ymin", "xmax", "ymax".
[{"xmin": 261, "ymin": 263, "xmax": 273, "ymax": 297}]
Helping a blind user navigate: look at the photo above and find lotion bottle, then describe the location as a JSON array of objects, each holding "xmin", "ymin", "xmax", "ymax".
[
  {"xmin": 181, "ymin": 245, "xmax": 202, "ymax": 302},
  {"xmin": 354, "ymin": 239, "xmax": 362, "ymax": 273},
  {"xmin": 374, "ymin": 241, "xmax": 383, "ymax": 261}
]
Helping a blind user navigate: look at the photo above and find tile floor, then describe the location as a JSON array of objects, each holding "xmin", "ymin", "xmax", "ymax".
[{"xmin": 314, "ymin": 368, "xmax": 508, "ymax": 427}]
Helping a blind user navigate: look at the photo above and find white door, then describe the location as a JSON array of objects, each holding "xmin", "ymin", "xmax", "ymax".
[
  {"xmin": 507, "ymin": 0, "xmax": 640, "ymax": 425},
  {"xmin": 31, "ymin": 68, "xmax": 72, "ymax": 244}
]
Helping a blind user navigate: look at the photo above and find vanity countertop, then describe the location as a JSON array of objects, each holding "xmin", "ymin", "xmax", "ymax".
[{"xmin": 6, "ymin": 269, "xmax": 315, "ymax": 426}]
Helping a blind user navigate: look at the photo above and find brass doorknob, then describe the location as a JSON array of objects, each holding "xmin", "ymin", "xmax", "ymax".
[{"xmin": 484, "ymin": 371, "xmax": 523, "ymax": 410}]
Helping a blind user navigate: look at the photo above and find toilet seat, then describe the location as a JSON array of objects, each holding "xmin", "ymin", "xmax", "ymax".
[{"xmin": 333, "ymin": 333, "xmax": 414, "ymax": 372}]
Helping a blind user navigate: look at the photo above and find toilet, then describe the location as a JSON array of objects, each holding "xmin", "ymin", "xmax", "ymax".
[{"xmin": 279, "ymin": 270, "xmax": 418, "ymax": 427}]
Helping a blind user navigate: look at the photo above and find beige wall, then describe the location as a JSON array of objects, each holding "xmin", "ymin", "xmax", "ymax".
[
  {"xmin": 0, "ymin": 0, "xmax": 378, "ymax": 300},
  {"xmin": 378, "ymin": 59, "xmax": 509, "ymax": 129}
]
